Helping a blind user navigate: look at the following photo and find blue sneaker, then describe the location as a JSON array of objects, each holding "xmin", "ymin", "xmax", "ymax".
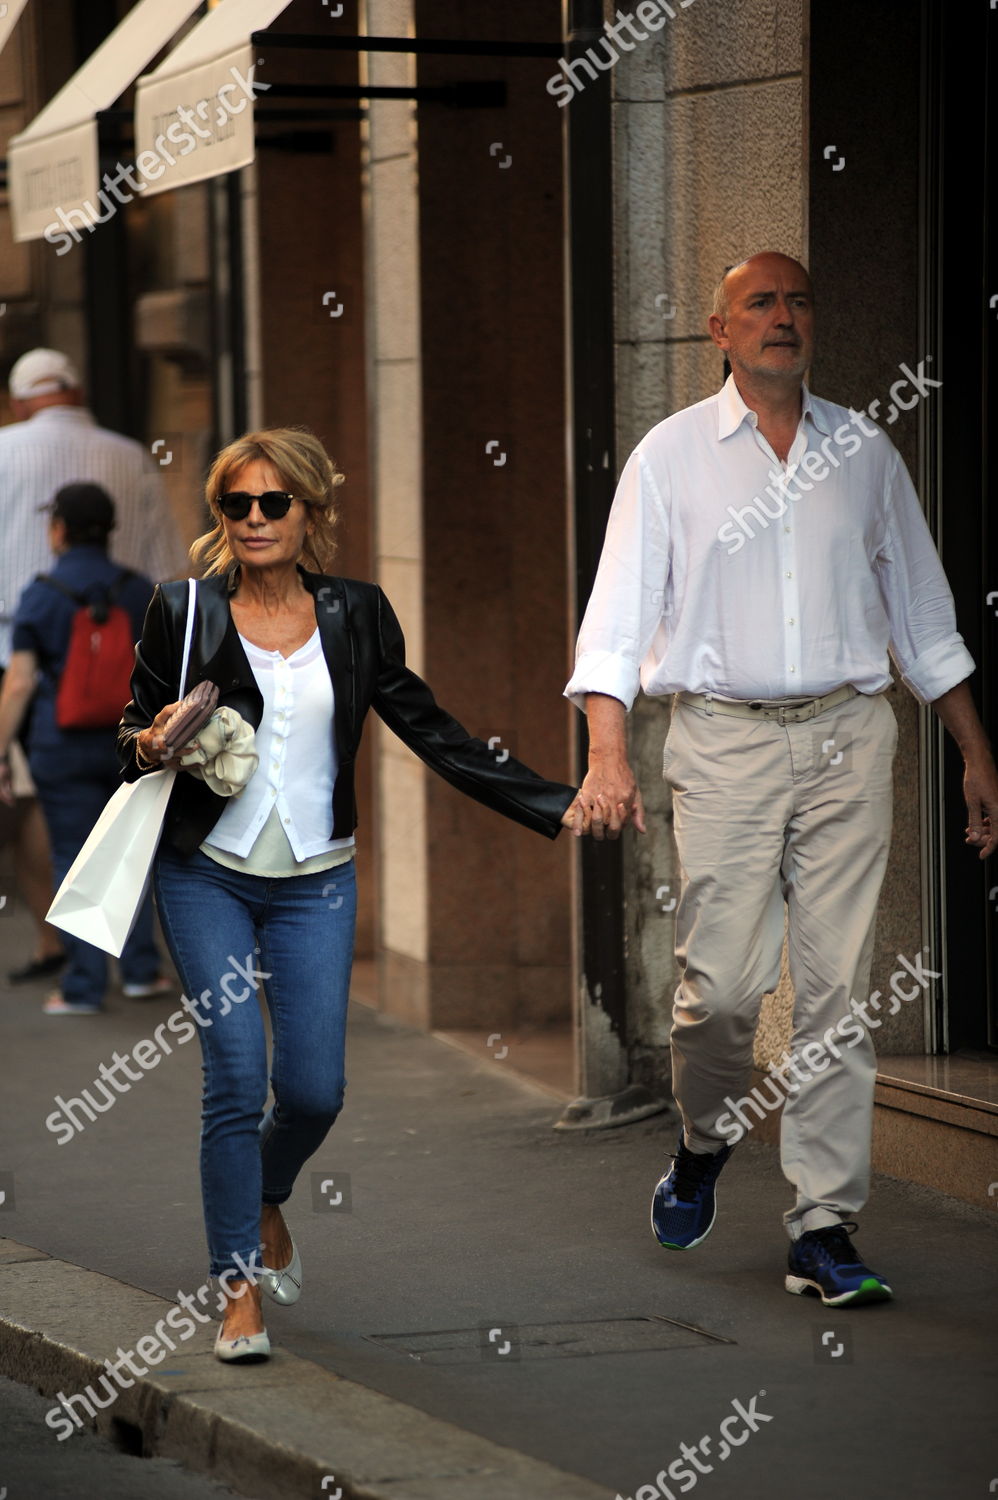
[
  {"xmin": 786, "ymin": 1221, "xmax": 892, "ymax": 1306},
  {"xmin": 650, "ymin": 1134, "xmax": 733, "ymax": 1250}
]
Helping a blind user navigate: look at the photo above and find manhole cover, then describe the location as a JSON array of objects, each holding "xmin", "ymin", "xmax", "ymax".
[{"xmin": 367, "ymin": 1315, "xmax": 733, "ymax": 1363}]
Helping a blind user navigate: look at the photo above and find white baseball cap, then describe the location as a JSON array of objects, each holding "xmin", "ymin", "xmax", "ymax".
[{"xmin": 9, "ymin": 347, "xmax": 81, "ymax": 399}]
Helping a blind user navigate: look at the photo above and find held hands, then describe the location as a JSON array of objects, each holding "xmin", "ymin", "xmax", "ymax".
[
  {"xmin": 561, "ymin": 756, "xmax": 647, "ymax": 840},
  {"xmin": 963, "ymin": 756, "xmax": 998, "ymax": 859}
]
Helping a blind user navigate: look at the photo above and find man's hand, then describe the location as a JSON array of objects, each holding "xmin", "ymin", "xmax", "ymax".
[
  {"xmin": 570, "ymin": 758, "xmax": 646, "ymax": 840},
  {"xmin": 559, "ymin": 758, "xmax": 648, "ymax": 838},
  {"xmin": 570, "ymin": 691, "xmax": 647, "ymax": 839},
  {"xmin": 930, "ymin": 682, "xmax": 998, "ymax": 860},
  {"xmin": 963, "ymin": 756, "xmax": 998, "ymax": 859}
]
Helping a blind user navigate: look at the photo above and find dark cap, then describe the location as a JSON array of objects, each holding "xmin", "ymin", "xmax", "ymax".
[{"xmin": 47, "ymin": 482, "xmax": 116, "ymax": 542}]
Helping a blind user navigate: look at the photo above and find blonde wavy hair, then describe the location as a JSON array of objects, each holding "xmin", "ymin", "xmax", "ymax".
[{"xmin": 190, "ymin": 427, "xmax": 344, "ymax": 576}]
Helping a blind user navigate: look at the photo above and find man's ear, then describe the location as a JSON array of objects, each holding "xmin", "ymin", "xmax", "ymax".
[{"xmin": 707, "ymin": 313, "xmax": 729, "ymax": 351}]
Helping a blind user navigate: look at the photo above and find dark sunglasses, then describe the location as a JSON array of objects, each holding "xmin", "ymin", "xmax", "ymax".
[{"xmin": 218, "ymin": 490, "xmax": 297, "ymax": 521}]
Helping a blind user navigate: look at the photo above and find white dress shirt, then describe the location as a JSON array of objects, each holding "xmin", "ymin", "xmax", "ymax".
[
  {"xmin": 203, "ymin": 628, "xmax": 355, "ymax": 863},
  {"xmin": 0, "ymin": 405, "xmax": 188, "ymax": 663},
  {"xmin": 565, "ymin": 375, "xmax": 974, "ymax": 710}
]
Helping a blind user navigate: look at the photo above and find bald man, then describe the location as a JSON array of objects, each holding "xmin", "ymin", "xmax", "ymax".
[{"xmin": 563, "ymin": 252, "xmax": 998, "ymax": 1305}]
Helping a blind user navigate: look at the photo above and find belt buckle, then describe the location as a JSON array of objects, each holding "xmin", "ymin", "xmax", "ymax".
[{"xmin": 777, "ymin": 698, "xmax": 817, "ymax": 725}]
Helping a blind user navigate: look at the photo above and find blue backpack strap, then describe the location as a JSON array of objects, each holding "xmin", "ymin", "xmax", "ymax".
[
  {"xmin": 34, "ymin": 573, "xmax": 86, "ymax": 607},
  {"xmin": 35, "ymin": 570, "xmax": 135, "ymax": 623}
]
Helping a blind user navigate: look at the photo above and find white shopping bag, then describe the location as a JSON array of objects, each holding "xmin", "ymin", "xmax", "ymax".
[
  {"xmin": 46, "ymin": 578, "xmax": 198, "ymax": 958},
  {"xmin": 46, "ymin": 769, "xmax": 177, "ymax": 956}
]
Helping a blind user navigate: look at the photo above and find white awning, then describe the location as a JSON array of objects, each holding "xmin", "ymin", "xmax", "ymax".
[
  {"xmin": 0, "ymin": 1, "xmax": 31, "ymax": 62},
  {"xmin": 134, "ymin": 0, "xmax": 292, "ymax": 197},
  {"xmin": 8, "ymin": 0, "xmax": 203, "ymax": 245}
]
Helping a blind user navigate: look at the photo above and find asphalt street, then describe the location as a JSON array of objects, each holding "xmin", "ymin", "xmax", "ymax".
[{"xmin": 2, "ymin": 901, "xmax": 996, "ymax": 1499}]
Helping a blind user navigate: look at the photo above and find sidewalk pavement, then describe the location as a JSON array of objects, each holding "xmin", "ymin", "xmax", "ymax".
[{"xmin": 1, "ymin": 905, "xmax": 996, "ymax": 1500}]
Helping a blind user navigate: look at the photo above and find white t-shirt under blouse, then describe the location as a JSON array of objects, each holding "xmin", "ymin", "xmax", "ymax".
[{"xmin": 201, "ymin": 627, "xmax": 355, "ymax": 874}]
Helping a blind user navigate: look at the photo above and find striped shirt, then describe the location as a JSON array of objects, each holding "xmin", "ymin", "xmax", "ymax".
[{"xmin": 0, "ymin": 405, "xmax": 189, "ymax": 664}]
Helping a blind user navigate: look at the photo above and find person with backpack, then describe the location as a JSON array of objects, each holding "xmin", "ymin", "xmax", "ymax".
[
  {"xmin": 0, "ymin": 482, "xmax": 172, "ymax": 1014},
  {"xmin": 0, "ymin": 348, "xmax": 187, "ymax": 987}
]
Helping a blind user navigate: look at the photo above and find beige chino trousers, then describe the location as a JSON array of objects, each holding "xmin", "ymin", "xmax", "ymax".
[{"xmin": 663, "ymin": 689, "xmax": 898, "ymax": 1239}]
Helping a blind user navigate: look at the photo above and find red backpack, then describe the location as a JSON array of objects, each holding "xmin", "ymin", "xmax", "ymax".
[{"xmin": 37, "ymin": 572, "xmax": 138, "ymax": 730}]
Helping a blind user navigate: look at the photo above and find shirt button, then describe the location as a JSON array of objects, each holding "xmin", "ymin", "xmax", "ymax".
[
  {"xmin": 786, "ymin": 571, "xmax": 793, "ymax": 578},
  {"xmin": 789, "ymin": 666, "xmax": 796, "ymax": 673},
  {"xmin": 284, "ymin": 817, "xmax": 291, "ymax": 825},
  {"xmin": 784, "ymin": 526, "xmax": 791, "ymax": 533},
  {"xmin": 788, "ymin": 617, "xmax": 795, "ymax": 625}
]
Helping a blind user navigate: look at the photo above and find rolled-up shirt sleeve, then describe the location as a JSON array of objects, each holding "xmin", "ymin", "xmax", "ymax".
[
  {"xmin": 564, "ymin": 448, "xmax": 671, "ymax": 712},
  {"xmin": 876, "ymin": 450, "xmax": 975, "ymax": 704}
]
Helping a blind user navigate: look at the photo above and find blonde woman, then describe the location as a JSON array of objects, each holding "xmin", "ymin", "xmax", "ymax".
[{"xmin": 119, "ymin": 428, "xmax": 584, "ymax": 1361}]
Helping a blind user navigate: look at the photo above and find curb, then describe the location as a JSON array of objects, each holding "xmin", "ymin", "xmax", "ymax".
[{"xmin": 0, "ymin": 1238, "xmax": 612, "ymax": 1500}]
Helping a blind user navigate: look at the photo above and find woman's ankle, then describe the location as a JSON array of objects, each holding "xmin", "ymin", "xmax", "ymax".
[
  {"xmin": 221, "ymin": 1276, "xmax": 260, "ymax": 1305},
  {"xmin": 260, "ymin": 1204, "xmax": 292, "ymax": 1256},
  {"xmin": 220, "ymin": 1277, "xmax": 264, "ymax": 1331}
]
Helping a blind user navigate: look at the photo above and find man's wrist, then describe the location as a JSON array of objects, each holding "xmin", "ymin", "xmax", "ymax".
[{"xmin": 587, "ymin": 744, "xmax": 629, "ymax": 763}]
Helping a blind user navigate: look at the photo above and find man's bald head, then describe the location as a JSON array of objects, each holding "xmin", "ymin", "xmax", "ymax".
[
  {"xmin": 712, "ymin": 253, "xmax": 812, "ymax": 323},
  {"xmin": 707, "ymin": 253, "xmax": 815, "ymax": 391}
]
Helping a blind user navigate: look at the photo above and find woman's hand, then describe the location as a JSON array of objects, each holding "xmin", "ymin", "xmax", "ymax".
[
  {"xmin": 561, "ymin": 796, "xmax": 592, "ymax": 837},
  {"xmin": 135, "ymin": 702, "xmax": 195, "ymax": 771}
]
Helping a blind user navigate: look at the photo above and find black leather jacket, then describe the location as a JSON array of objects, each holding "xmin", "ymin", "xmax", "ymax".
[{"xmin": 118, "ymin": 568, "xmax": 577, "ymax": 855}]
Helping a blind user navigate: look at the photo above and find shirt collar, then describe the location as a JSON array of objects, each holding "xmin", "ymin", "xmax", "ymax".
[
  {"xmin": 716, "ymin": 374, "xmax": 829, "ymax": 439},
  {"xmin": 26, "ymin": 405, "xmax": 95, "ymax": 426}
]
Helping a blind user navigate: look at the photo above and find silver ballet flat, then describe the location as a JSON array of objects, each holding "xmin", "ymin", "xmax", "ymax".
[
  {"xmin": 213, "ymin": 1326, "xmax": 271, "ymax": 1363},
  {"xmin": 259, "ymin": 1237, "xmax": 302, "ymax": 1305}
]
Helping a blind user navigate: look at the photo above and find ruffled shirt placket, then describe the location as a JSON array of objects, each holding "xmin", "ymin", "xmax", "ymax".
[{"xmin": 270, "ymin": 654, "xmax": 293, "ymax": 830}]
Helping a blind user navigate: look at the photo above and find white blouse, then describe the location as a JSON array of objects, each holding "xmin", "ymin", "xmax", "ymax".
[{"xmin": 202, "ymin": 627, "xmax": 355, "ymax": 866}]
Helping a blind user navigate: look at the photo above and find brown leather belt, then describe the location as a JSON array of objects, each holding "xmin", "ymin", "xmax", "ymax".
[{"xmin": 676, "ymin": 684, "xmax": 858, "ymax": 725}]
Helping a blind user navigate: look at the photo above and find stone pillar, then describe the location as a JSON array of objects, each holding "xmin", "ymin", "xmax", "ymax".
[
  {"xmin": 364, "ymin": 0, "xmax": 574, "ymax": 1034},
  {"xmin": 258, "ymin": 0, "xmax": 374, "ymax": 948},
  {"xmin": 361, "ymin": 0, "xmax": 430, "ymax": 1018}
]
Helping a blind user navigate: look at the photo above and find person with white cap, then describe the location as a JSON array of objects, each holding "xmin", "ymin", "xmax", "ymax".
[{"xmin": 0, "ymin": 347, "xmax": 187, "ymax": 984}]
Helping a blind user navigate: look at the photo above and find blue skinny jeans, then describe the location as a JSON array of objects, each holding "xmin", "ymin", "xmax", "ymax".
[{"xmin": 153, "ymin": 844, "xmax": 357, "ymax": 1279}]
